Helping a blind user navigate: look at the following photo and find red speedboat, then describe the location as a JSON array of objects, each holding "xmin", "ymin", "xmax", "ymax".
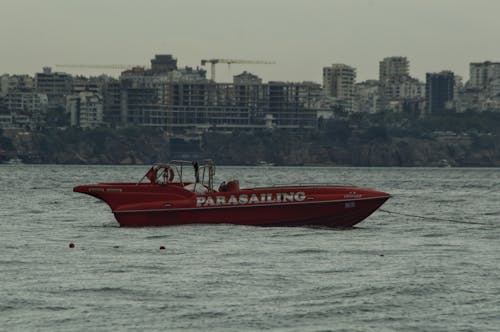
[{"xmin": 73, "ymin": 160, "xmax": 390, "ymax": 227}]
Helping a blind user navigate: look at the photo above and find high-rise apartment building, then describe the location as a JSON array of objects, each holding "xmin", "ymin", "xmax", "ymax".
[
  {"xmin": 322, "ymin": 64, "xmax": 356, "ymax": 112},
  {"xmin": 378, "ymin": 56, "xmax": 425, "ymax": 112},
  {"xmin": 426, "ymin": 71, "xmax": 455, "ymax": 113},
  {"xmin": 469, "ymin": 61, "xmax": 500, "ymax": 90},
  {"xmin": 379, "ymin": 56, "xmax": 409, "ymax": 82},
  {"xmin": 35, "ymin": 67, "xmax": 72, "ymax": 106}
]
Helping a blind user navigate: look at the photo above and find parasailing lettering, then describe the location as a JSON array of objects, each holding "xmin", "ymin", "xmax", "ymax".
[{"xmin": 196, "ymin": 192, "xmax": 306, "ymax": 207}]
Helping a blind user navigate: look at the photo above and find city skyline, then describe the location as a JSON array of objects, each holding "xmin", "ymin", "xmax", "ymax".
[{"xmin": 1, "ymin": 0, "xmax": 500, "ymax": 83}]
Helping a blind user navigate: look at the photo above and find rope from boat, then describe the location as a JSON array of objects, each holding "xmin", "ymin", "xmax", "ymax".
[{"xmin": 378, "ymin": 209, "xmax": 491, "ymax": 226}]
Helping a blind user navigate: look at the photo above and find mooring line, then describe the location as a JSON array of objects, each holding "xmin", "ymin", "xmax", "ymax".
[{"xmin": 379, "ymin": 209, "xmax": 491, "ymax": 226}]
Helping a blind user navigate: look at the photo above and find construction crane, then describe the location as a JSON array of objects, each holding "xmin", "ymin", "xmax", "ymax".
[
  {"xmin": 55, "ymin": 64, "xmax": 144, "ymax": 70},
  {"xmin": 200, "ymin": 59, "xmax": 276, "ymax": 82}
]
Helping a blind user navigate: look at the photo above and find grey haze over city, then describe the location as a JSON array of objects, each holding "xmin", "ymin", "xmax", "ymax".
[{"xmin": 1, "ymin": 0, "xmax": 500, "ymax": 83}]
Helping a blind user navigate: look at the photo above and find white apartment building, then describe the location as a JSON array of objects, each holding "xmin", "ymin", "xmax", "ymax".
[
  {"xmin": 379, "ymin": 56, "xmax": 409, "ymax": 82},
  {"xmin": 5, "ymin": 92, "xmax": 48, "ymax": 115},
  {"xmin": 377, "ymin": 56, "xmax": 427, "ymax": 112},
  {"xmin": 383, "ymin": 77, "xmax": 425, "ymax": 100},
  {"xmin": 67, "ymin": 92, "xmax": 104, "ymax": 128},
  {"xmin": 469, "ymin": 61, "xmax": 500, "ymax": 90}
]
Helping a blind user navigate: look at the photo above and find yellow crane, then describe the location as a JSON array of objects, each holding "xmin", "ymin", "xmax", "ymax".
[
  {"xmin": 200, "ymin": 59, "xmax": 276, "ymax": 82},
  {"xmin": 55, "ymin": 64, "xmax": 144, "ymax": 70}
]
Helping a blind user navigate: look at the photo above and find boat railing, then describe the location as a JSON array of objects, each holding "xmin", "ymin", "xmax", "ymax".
[{"xmin": 138, "ymin": 160, "xmax": 216, "ymax": 192}]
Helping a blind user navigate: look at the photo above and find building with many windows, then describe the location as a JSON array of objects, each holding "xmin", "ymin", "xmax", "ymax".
[
  {"xmin": 457, "ymin": 62, "xmax": 500, "ymax": 112},
  {"xmin": 0, "ymin": 74, "xmax": 45, "ymax": 128},
  {"xmin": 67, "ymin": 92, "xmax": 104, "ymax": 128},
  {"xmin": 322, "ymin": 64, "xmax": 356, "ymax": 112},
  {"xmin": 426, "ymin": 71, "xmax": 455, "ymax": 113},
  {"xmin": 379, "ymin": 56, "xmax": 409, "ymax": 82},
  {"xmin": 5, "ymin": 91, "xmax": 48, "ymax": 115},
  {"xmin": 35, "ymin": 67, "xmax": 72, "ymax": 107},
  {"xmin": 116, "ymin": 67, "xmax": 320, "ymax": 132},
  {"xmin": 469, "ymin": 61, "xmax": 500, "ymax": 90},
  {"xmin": 378, "ymin": 56, "xmax": 425, "ymax": 113}
]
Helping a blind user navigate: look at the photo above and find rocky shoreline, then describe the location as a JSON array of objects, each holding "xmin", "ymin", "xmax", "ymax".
[{"xmin": 1, "ymin": 126, "xmax": 499, "ymax": 167}]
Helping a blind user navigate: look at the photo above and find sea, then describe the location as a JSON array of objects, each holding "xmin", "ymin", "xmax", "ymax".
[{"xmin": 1, "ymin": 165, "xmax": 499, "ymax": 332}]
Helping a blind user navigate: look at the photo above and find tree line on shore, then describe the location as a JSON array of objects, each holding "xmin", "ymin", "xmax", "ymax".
[{"xmin": 1, "ymin": 109, "xmax": 500, "ymax": 166}]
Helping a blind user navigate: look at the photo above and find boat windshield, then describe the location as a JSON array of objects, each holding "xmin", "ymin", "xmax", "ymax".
[{"xmin": 138, "ymin": 160, "xmax": 216, "ymax": 192}]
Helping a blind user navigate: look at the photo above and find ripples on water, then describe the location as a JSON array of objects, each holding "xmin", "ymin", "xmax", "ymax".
[{"xmin": 1, "ymin": 165, "xmax": 499, "ymax": 331}]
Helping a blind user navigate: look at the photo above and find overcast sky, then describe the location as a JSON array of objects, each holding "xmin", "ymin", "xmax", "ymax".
[{"xmin": 1, "ymin": 0, "xmax": 499, "ymax": 83}]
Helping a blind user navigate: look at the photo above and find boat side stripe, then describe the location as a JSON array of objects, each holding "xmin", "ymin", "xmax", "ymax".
[{"xmin": 112, "ymin": 195, "xmax": 391, "ymax": 214}]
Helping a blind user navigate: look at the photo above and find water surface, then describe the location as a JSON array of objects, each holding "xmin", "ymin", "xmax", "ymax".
[{"xmin": 1, "ymin": 165, "xmax": 499, "ymax": 331}]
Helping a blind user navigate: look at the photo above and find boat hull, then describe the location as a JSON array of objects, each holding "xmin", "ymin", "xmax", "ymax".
[
  {"xmin": 74, "ymin": 181, "xmax": 390, "ymax": 228},
  {"xmin": 113, "ymin": 196, "xmax": 389, "ymax": 227}
]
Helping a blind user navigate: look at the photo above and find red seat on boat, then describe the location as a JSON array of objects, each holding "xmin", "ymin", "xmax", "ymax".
[{"xmin": 225, "ymin": 180, "xmax": 239, "ymax": 192}]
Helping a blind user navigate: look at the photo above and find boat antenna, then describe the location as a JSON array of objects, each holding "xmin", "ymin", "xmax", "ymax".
[{"xmin": 193, "ymin": 161, "xmax": 200, "ymax": 183}]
